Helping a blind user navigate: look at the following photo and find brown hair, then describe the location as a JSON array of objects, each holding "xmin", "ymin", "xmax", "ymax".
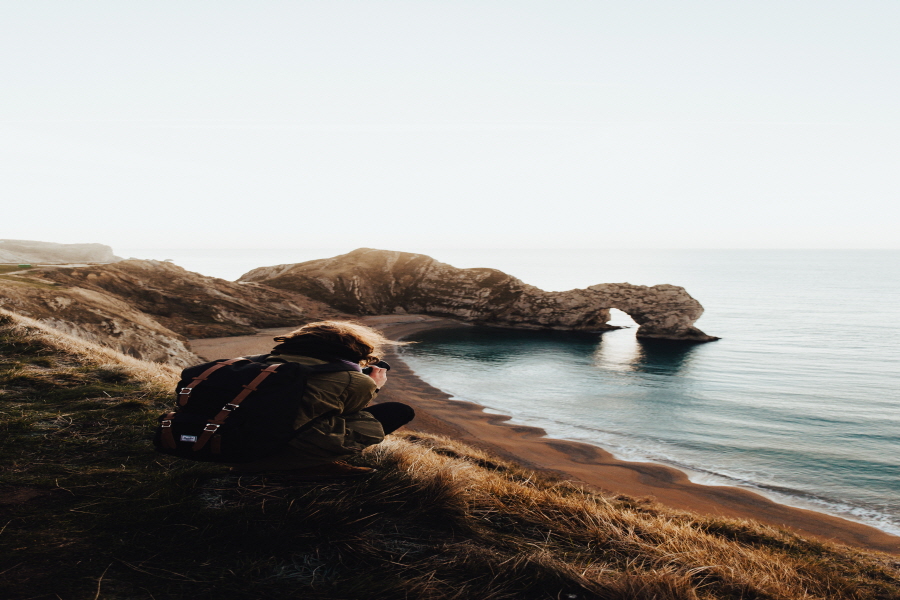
[{"xmin": 272, "ymin": 321, "xmax": 397, "ymax": 366}]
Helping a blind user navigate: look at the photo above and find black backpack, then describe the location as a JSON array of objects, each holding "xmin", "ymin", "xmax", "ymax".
[{"xmin": 153, "ymin": 355, "xmax": 355, "ymax": 463}]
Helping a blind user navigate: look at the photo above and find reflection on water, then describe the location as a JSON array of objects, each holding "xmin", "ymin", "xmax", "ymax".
[
  {"xmin": 638, "ymin": 339, "xmax": 701, "ymax": 373},
  {"xmin": 408, "ymin": 325, "xmax": 601, "ymax": 364},
  {"xmin": 591, "ymin": 328, "xmax": 700, "ymax": 375},
  {"xmin": 591, "ymin": 329, "xmax": 639, "ymax": 372},
  {"xmin": 409, "ymin": 324, "xmax": 701, "ymax": 377}
]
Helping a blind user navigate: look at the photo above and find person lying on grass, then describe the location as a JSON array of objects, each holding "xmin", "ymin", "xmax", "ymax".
[{"xmin": 229, "ymin": 321, "xmax": 414, "ymax": 479}]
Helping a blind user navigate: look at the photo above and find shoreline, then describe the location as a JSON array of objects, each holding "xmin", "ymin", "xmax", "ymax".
[{"xmin": 188, "ymin": 315, "xmax": 900, "ymax": 555}]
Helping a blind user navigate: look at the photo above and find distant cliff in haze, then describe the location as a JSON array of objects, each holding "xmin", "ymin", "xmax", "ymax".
[{"xmin": 0, "ymin": 239, "xmax": 122, "ymax": 264}]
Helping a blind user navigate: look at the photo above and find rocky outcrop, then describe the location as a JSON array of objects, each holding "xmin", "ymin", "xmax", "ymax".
[
  {"xmin": 36, "ymin": 260, "xmax": 348, "ymax": 339},
  {"xmin": 239, "ymin": 249, "xmax": 718, "ymax": 342},
  {"xmin": 0, "ymin": 260, "xmax": 349, "ymax": 366},
  {"xmin": 0, "ymin": 239, "xmax": 121, "ymax": 264}
]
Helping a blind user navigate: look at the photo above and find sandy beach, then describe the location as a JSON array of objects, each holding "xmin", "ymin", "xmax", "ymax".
[{"xmin": 189, "ymin": 315, "xmax": 900, "ymax": 555}]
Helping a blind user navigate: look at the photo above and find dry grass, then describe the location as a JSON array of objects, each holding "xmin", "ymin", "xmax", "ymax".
[
  {"xmin": 363, "ymin": 434, "xmax": 900, "ymax": 599},
  {"xmin": 0, "ymin": 307, "xmax": 178, "ymax": 391},
  {"xmin": 1, "ymin": 308, "xmax": 899, "ymax": 599}
]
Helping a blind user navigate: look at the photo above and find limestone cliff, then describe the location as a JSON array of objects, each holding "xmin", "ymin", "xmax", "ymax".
[
  {"xmin": 239, "ymin": 248, "xmax": 718, "ymax": 341},
  {"xmin": 0, "ymin": 239, "xmax": 121, "ymax": 264},
  {"xmin": 0, "ymin": 260, "xmax": 348, "ymax": 366}
]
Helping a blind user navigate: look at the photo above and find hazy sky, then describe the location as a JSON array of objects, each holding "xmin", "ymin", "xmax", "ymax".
[{"xmin": 2, "ymin": 1, "xmax": 898, "ymax": 250}]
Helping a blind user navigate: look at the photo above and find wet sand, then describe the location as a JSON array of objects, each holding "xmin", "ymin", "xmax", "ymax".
[{"xmin": 189, "ymin": 315, "xmax": 900, "ymax": 555}]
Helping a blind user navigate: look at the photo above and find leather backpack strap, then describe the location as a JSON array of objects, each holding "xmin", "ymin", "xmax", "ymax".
[
  {"xmin": 178, "ymin": 358, "xmax": 247, "ymax": 406},
  {"xmin": 192, "ymin": 363, "xmax": 285, "ymax": 452},
  {"xmin": 159, "ymin": 412, "xmax": 178, "ymax": 449}
]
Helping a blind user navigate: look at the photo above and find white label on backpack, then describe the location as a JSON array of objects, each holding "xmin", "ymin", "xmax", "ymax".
[{"xmin": 180, "ymin": 435, "xmax": 199, "ymax": 442}]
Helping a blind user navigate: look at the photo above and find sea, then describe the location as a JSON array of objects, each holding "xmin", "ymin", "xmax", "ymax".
[{"xmin": 119, "ymin": 247, "xmax": 900, "ymax": 536}]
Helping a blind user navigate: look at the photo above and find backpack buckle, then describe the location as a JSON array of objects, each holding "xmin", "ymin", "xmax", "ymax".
[
  {"xmin": 223, "ymin": 403, "xmax": 240, "ymax": 411},
  {"xmin": 161, "ymin": 419, "xmax": 172, "ymax": 428},
  {"xmin": 203, "ymin": 423, "xmax": 220, "ymax": 433},
  {"xmin": 180, "ymin": 387, "xmax": 193, "ymax": 394}
]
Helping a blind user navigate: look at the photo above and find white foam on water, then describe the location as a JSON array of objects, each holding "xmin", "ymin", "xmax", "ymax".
[{"xmin": 434, "ymin": 388, "xmax": 900, "ymax": 538}]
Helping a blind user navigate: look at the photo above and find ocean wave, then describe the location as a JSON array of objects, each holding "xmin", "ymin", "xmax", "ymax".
[{"xmin": 443, "ymin": 391, "xmax": 900, "ymax": 537}]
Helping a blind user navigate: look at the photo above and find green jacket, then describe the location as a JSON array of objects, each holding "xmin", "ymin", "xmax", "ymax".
[{"xmin": 230, "ymin": 354, "xmax": 385, "ymax": 471}]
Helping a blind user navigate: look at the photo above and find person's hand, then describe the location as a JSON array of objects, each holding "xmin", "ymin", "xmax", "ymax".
[{"xmin": 366, "ymin": 365, "xmax": 388, "ymax": 389}]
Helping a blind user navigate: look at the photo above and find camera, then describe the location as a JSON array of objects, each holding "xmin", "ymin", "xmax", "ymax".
[{"xmin": 362, "ymin": 360, "xmax": 391, "ymax": 375}]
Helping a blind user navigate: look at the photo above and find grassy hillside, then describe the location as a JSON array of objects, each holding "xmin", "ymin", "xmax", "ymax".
[
  {"xmin": 0, "ymin": 260, "xmax": 351, "ymax": 368},
  {"xmin": 2, "ymin": 309, "xmax": 899, "ymax": 600}
]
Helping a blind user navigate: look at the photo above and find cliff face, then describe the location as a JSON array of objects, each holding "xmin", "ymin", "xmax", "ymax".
[
  {"xmin": 0, "ymin": 260, "xmax": 348, "ymax": 366},
  {"xmin": 239, "ymin": 248, "xmax": 717, "ymax": 341},
  {"xmin": 0, "ymin": 239, "xmax": 121, "ymax": 264},
  {"xmin": 0, "ymin": 248, "xmax": 716, "ymax": 365}
]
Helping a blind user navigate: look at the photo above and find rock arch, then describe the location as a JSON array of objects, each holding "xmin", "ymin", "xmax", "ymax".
[{"xmin": 239, "ymin": 248, "xmax": 718, "ymax": 342}]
